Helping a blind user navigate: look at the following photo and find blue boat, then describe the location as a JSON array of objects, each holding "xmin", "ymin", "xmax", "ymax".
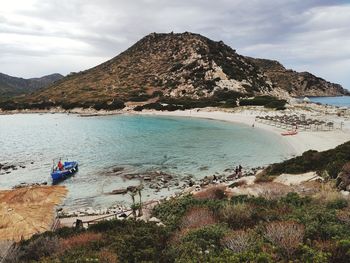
[{"xmin": 51, "ymin": 161, "xmax": 78, "ymax": 181}]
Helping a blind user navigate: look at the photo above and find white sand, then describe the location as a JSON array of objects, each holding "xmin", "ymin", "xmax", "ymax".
[
  {"xmin": 273, "ymin": 172, "xmax": 323, "ymax": 186},
  {"xmin": 139, "ymin": 109, "xmax": 350, "ymax": 155}
]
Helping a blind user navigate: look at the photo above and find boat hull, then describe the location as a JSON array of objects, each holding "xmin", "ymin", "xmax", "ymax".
[
  {"xmin": 51, "ymin": 161, "xmax": 78, "ymax": 182},
  {"xmin": 281, "ymin": 131, "xmax": 298, "ymax": 136}
]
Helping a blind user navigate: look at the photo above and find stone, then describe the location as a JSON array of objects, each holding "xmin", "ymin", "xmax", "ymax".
[
  {"xmin": 127, "ymin": 186, "xmax": 137, "ymax": 192},
  {"xmin": 124, "ymin": 174, "xmax": 137, "ymax": 180},
  {"xmin": 111, "ymin": 188, "xmax": 128, "ymax": 195},
  {"xmin": 336, "ymin": 166, "xmax": 350, "ymax": 191},
  {"xmin": 340, "ymin": 190, "xmax": 350, "ymax": 197},
  {"xmin": 149, "ymin": 217, "xmax": 161, "ymax": 223}
]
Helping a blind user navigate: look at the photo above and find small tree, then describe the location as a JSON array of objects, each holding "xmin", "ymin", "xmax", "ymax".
[
  {"xmin": 137, "ymin": 184, "xmax": 144, "ymax": 217},
  {"xmin": 129, "ymin": 191, "xmax": 137, "ymax": 218},
  {"xmin": 264, "ymin": 221, "xmax": 305, "ymax": 258},
  {"xmin": 222, "ymin": 229, "xmax": 255, "ymax": 253}
]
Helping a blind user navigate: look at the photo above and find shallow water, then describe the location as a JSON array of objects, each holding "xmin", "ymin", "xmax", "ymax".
[
  {"xmin": 308, "ymin": 96, "xmax": 350, "ymax": 107},
  {"xmin": 0, "ymin": 114, "xmax": 293, "ymax": 208}
]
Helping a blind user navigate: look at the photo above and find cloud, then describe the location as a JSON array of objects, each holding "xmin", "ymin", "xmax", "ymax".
[{"xmin": 0, "ymin": 0, "xmax": 349, "ymax": 89}]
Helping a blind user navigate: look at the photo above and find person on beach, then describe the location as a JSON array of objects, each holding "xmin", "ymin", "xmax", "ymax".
[{"xmin": 238, "ymin": 165, "xmax": 243, "ymax": 178}]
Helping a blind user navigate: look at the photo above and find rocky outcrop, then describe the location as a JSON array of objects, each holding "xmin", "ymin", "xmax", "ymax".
[
  {"xmin": 248, "ymin": 58, "xmax": 348, "ymax": 97},
  {"xmin": 336, "ymin": 162, "xmax": 350, "ymax": 191}
]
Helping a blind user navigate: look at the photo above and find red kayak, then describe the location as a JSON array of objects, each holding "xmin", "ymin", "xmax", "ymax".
[{"xmin": 281, "ymin": 130, "xmax": 298, "ymax": 136}]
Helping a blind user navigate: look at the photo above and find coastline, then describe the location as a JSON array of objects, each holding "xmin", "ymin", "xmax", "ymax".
[
  {"xmin": 137, "ymin": 108, "xmax": 350, "ymax": 156},
  {"xmin": 2, "ymin": 104, "xmax": 350, "ymax": 157}
]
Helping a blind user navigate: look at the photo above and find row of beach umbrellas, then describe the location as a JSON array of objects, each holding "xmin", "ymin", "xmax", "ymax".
[{"xmin": 255, "ymin": 115, "xmax": 335, "ymax": 131}]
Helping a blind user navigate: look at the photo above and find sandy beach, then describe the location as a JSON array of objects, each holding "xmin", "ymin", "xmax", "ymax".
[{"xmin": 138, "ymin": 108, "xmax": 350, "ymax": 155}]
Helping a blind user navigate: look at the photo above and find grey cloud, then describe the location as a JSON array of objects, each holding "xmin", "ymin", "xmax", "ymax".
[{"xmin": 0, "ymin": 0, "xmax": 349, "ymax": 88}]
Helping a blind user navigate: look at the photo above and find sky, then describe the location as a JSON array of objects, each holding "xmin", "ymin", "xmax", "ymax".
[{"xmin": 0, "ymin": 0, "xmax": 349, "ymax": 89}]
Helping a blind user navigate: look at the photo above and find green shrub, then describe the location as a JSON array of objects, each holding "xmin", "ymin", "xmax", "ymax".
[
  {"xmin": 298, "ymin": 245, "xmax": 330, "ymax": 263},
  {"xmin": 266, "ymin": 141, "xmax": 350, "ymax": 178},
  {"xmin": 281, "ymin": 192, "xmax": 312, "ymax": 207},
  {"xmin": 219, "ymin": 203, "xmax": 254, "ymax": 229},
  {"xmin": 239, "ymin": 96, "xmax": 286, "ymax": 110},
  {"xmin": 182, "ymin": 224, "xmax": 228, "ymax": 252},
  {"xmin": 327, "ymin": 198, "xmax": 348, "ymax": 209},
  {"xmin": 18, "ymin": 236, "xmax": 59, "ymax": 261}
]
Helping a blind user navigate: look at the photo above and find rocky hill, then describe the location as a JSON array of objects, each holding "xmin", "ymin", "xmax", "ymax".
[
  {"xmin": 248, "ymin": 58, "xmax": 349, "ymax": 97},
  {"xmin": 0, "ymin": 73, "xmax": 63, "ymax": 99},
  {"xmin": 2, "ymin": 32, "xmax": 347, "ymax": 110}
]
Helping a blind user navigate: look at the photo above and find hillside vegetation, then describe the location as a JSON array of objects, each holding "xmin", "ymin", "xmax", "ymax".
[
  {"xmin": 13, "ymin": 193, "xmax": 350, "ymax": 262},
  {"xmin": 266, "ymin": 141, "xmax": 350, "ymax": 178},
  {"xmin": 0, "ymin": 73, "xmax": 63, "ymax": 99}
]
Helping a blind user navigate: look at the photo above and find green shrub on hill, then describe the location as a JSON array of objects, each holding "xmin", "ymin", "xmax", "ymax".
[
  {"xmin": 266, "ymin": 141, "xmax": 350, "ymax": 178},
  {"xmin": 239, "ymin": 95, "xmax": 286, "ymax": 110}
]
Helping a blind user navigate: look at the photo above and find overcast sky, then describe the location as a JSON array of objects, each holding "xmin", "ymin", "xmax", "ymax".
[{"xmin": 0, "ymin": 0, "xmax": 349, "ymax": 88}]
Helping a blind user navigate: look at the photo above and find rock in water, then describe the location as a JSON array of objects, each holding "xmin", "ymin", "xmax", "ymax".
[{"xmin": 111, "ymin": 188, "xmax": 128, "ymax": 195}]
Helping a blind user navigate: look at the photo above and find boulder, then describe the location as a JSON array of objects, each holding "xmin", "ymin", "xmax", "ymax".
[
  {"xmin": 336, "ymin": 162, "xmax": 350, "ymax": 191},
  {"xmin": 127, "ymin": 186, "xmax": 137, "ymax": 192},
  {"xmin": 149, "ymin": 217, "xmax": 161, "ymax": 223}
]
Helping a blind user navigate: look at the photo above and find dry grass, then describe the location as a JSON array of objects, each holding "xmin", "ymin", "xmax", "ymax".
[
  {"xmin": 312, "ymin": 182, "xmax": 346, "ymax": 204},
  {"xmin": 254, "ymin": 175, "xmax": 275, "ymax": 183},
  {"xmin": 193, "ymin": 185, "xmax": 226, "ymax": 200},
  {"xmin": 180, "ymin": 207, "xmax": 217, "ymax": 230},
  {"xmin": 259, "ymin": 182, "xmax": 294, "ymax": 200},
  {"xmin": 98, "ymin": 250, "xmax": 119, "ymax": 263},
  {"xmin": 59, "ymin": 232, "xmax": 103, "ymax": 253},
  {"xmin": 336, "ymin": 208, "xmax": 350, "ymax": 225}
]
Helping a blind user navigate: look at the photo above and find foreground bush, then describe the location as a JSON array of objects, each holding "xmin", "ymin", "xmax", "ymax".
[
  {"xmin": 222, "ymin": 229, "xmax": 256, "ymax": 253},
  {"xmin": 264, "ymin": 221, "xmax": 305, "ymax": 258},
  {"xmin": 14, "ymin": 193, "xmax": 350, "ymax": 262}
]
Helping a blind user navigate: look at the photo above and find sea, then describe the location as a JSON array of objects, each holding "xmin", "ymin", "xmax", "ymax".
[
  {"xmin": 0, "ymin": 114, "xmax": 294, "ymax": 209},
  {"xmin": 308, "ymin": 96, "xmax": 350, "ymax": 108}
]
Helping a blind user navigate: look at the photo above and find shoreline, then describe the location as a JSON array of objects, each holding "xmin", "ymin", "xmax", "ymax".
[
  {"xmin": 2, "ymin": 105, "xmax": 350, "ymax": 156},
  {"xmin": 137, "ymin": 108, "xmax": 350, "ymax": 156}
]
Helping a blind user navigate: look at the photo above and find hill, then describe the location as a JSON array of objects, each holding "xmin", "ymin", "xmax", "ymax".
[
  {"xmin": 1, "ymin": 32, "xmax": 347, "ymax": 110},
  {"xmin": 0, "ymin": 73, "xmax": 63, "ymax": 99},
  {"xmin": 248, "ymin": 58, "xmax": 349, "ymax": 97}
]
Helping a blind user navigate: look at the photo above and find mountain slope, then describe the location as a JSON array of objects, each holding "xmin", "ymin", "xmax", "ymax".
[
  {"xmin": 247, "ymin": 58, "xmax": 349, "ymax": 97},
  {"xmin": 27, "ymin": 32, "xmax": 276, "ymax": 107},
  {"xmin": 3, "ymin": 32, "xmax": 347, "ymax": 110},
  {"xmin": 0, "ymin": 73, "xmax": 63, "ymax": 98}
]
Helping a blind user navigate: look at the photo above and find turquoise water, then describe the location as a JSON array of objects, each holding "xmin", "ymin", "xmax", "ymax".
[
  {"xmin": 0, "ymin": 114, "xmax": 293, "ymax": 208},
  {"xmin": 308, "ymin": 96, "xmax": 350, "ymax": 107}
]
